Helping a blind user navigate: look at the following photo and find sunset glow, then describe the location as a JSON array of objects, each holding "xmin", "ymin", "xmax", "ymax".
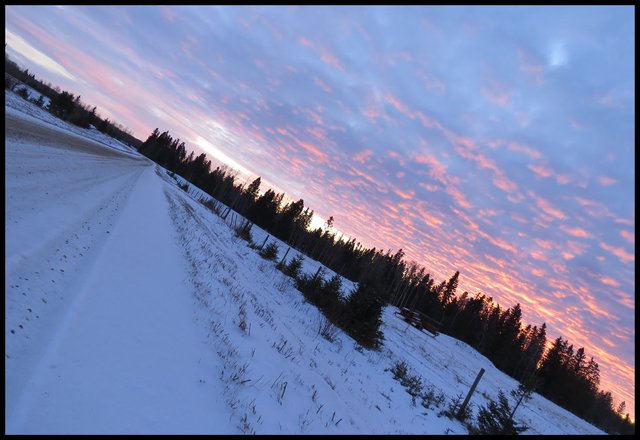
[{"xmin": 5, "ymin": 5, "xmax": 634, "ymax": 419}]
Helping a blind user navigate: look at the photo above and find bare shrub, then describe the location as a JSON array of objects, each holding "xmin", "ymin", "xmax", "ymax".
[
  {"xmin": 317, "ymin": 316, "xmax": 339, "ymax": 343},
  {"xmin": 237, "ymin": 303, "xmax": 249, "ymax": 334},
  {"xmin": 234, "ymin": 219, "xmax": 253, "ymax": 243}
]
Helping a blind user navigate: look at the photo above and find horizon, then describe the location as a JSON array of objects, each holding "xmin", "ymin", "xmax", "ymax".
[{"xmin": 5, "ymin": 5, "xmax": 634, "ymax": 419}]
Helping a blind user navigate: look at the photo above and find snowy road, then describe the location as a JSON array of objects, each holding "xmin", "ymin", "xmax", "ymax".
[{"xmin": 6, "ymin": 112, "xmax": 230, "ymax": 433}]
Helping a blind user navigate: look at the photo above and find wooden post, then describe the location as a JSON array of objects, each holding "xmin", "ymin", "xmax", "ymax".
[
  {"xmin": 312, "ymin": 265, "xmax": 322, "ymax": 281},
  {"xmin": 259, "ymin": 235, "xmax": 269, "ymax": 251},
  {"xmin": 279, "ymin": 247, "xmax": 291, "ymax": 266},
  {"xmin": 458, "ymin": 368, "xmax": 485, "ymax": 419}
]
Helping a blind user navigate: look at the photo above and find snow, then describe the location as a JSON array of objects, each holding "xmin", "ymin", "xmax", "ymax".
[
  {"xmin": 11, "ymin": 82, "xmax": 51, "ymax": 108},
  {"xmin": 5, "ymin": 94, "xmax": 606, "ymax": 434},
  {"xmin": 5, "ymin": 90, "xmax": 138, "ymax": 155}
]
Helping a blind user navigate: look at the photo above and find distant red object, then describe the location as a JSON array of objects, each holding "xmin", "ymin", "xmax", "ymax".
[{"xmin": 396, "ymin": 307, "xmax": 440, "ymax": 336}]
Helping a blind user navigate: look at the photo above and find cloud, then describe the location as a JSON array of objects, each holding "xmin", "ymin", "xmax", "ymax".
[
  {"xmin": 528, "ymin": 164, "xmax": 553, "ymax": 178},
  {"xmin": 560, "ymin": 225, "xmax": 591, "ymax": 239},
  {"xmin": 597, "ymin": 175, "xmax": 617, "ymax": 186},
  {"xmin": 481, "ymin": 80, "xmax": 513, "ymax": 107},
  {"xmin": 619, "ymin": 230, "xmax": 634, "ymax": 244},
  {"xmin": 547, "ymin": 41, "xmax": 568, "ymax": 69},
  {"xmin": 5, "ymin": 29, "xmax": 77, "ymax": 81},
  {"xmin": 599, "ymin": 242, "xmax": 634, "ymax": 264},
  {"xmin": 601, "ymin": 277, "xmax": 620, "ymax": 287},
  {"xmin": 534, "ymin": 196, "xmax": 567, "ymax": 221}
]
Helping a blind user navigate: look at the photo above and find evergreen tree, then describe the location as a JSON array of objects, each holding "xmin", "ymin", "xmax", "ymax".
[
  {"xmin": 474, "ymin": 391, "xmax": 528, "ymax": 435},
  {"xmin": 341, "ymin": 280, "xmax": 386, "ymax": 348},
  {"xmin": 441, "ymin": 271, "xmax": 459, "ymax": 305}
]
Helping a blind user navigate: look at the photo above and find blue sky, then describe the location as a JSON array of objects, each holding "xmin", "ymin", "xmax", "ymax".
[{"xmin": 5, "ymin": 5, "xmax": 634, "ymax": 417}]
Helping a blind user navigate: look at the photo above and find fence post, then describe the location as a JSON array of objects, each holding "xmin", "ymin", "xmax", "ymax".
[
  {"xmin": 279, "ymin": 247, "xmax": 291, "ymax": 266},
  {"xmin": 458, "ymin": 368, "xmax": 485, "ymax": 419},
  {"xmin": 312, "ymin": 265, "xmax": 322, "ymax": 281},
  {"xmin": 259, "ymin": 235, "xmax": 269, "ymax": 250}
]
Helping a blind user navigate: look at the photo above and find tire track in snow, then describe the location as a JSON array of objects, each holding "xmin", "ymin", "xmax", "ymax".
[
  {"xmin": 8, "ymin": 167, "xmax": 229, "ymax": 434},
  {"xmin": 6, "ymin": 168, "xmax": 150, "ymax": 430},
  {"xmin": 6, "ymin": 113, "xmax": 152, "ymax": 431}
]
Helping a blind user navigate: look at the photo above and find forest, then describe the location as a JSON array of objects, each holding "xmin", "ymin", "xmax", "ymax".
[{"xmin": 5, "ymin": 53, "xmax": 634, "ymax": 435}]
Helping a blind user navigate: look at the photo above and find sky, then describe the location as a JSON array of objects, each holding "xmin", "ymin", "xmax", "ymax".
[{"xmin": 5, "ymin": 5, "xmax": 634, "ymax": 419}]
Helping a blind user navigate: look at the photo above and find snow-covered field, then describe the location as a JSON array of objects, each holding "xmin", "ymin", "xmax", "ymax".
[
  {"xmin": 11, "ymin": 82, "xmax": 52, "ymax": 109},
  {"xmin": 5, "ymin": 91, "xmax": 606, "ymax": 434}
]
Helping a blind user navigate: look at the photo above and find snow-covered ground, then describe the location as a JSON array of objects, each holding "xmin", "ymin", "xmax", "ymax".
[
  {"xmin": 5, "ymin": 90, "xmax": 138, "ymax": 155},
  {"xmin": 5, "ymin": 93, "xmax": 606, "ymax": 434},
  {"xmin": 10, "ymin": 81, "xmax": 52, "ymax": 108}
]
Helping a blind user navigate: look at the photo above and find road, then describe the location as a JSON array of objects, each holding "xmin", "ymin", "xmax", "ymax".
[{"xmin": 6, "ymin": 112, "xmax": 230, "ymax": 433}]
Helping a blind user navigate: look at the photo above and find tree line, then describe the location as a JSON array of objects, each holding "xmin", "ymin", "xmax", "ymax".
[
  {"xmin": 5, "ymin": 49, "xmax": 142, "ymax": 149},
  {"xmin": 5, "ymin": 44, "xmax": 632, "ymax": 433}
]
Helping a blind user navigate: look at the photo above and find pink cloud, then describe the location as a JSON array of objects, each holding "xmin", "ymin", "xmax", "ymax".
[
  {"xmin": 294, "ymin": 138, "xmax": 330, "ymax": 164},
  {"xmin": 510, "ymin": 213, "xmax": 528, "ymax": 225},
  {"xmin": 534, "ymin": 238, "xmax": 555, "ymax": 250},
  {"xmin": 416, "ymin": 111, "xmax": 446, "ymax": 131},
  {"xmin": 560, "ymin": 225, "xmax": 592, "ymax": 238},
  {"xmin": 488, "ymin": 235, "xmax": 518, "ymax": 255},
  {"xmin": 600, "ymin": 242, "xmax": 634, "ymax": 264},
  {"xmin": 446, "ymin": 186, "xmax": 473, "ymax": 210},
  {"xmin": 619, "ymin": 230, "xmax": 634, "ymax": 244},
  {"xmin": 454, "ymin": 146, "xmax": 518, "ymax": 193},
  {"xmin": 530, "ymin": 250, "xmax": 546, "ymax": 261},
  {"xmin": 566, "ymin": 240, "xmax": 586, "ymax": 257},
  {"xmin": 517, "ymin": 48, "xmax": 546, "ymax": 85},
  {"xmin": 297, "ymin": 36, "xmax": 313, "ymax": 47},
  {"xmin": 384, "ymin": 92, "xmax": 416, "ymax": 120},
  {"xmin": 506, "ymin": 141, "xmax": 541, "ymax": 159},
  {"xmin": 575, "ymin": 197, "xmax": 615, "ymax": 218},
  {"xmin": 413, "ymin": 153, "xmax": 448, "ymax": 184},
  {"xmin": 531, "ymin": 268, "xmax": 546, "ymax": 277},
  {"xmin": 352, "ymin": 149, "xmax": 373, "ymax": 164},
  {"xmin": 313, "ymin": 76, "xmax": 332, "ymax": 93},
  {"xmin": 597, "ymin": 175, "xmax": 617, "ymax": 186},
  {"xmin": 414, "ymin": 203, "xmax": 444, "ymax": 230},
  {"xmin": 159, "ymin": 6, "xmax": 179, "ymax": 23},
  {"xmin": 528, "ymin": 163, "xmax": 553, "ymax": 178},
  {"xmin": 320, "ymin": 49, "xmax": 345, "ymax": 72},
  {"xmin": 418, "ymin": 183, "xmax": 440, "ymax": 192},
  {"xmin": 303, "ymin": 108, "xmax": 325, "ymax": 126},
  {"xmin": 535, "ymin": 196, "xmax": 567, "ymax": 221},
  {"xmin": 297, "ymin": 35, "xmax": 344, "ymax": 72},
  {"xmin": 394, "ymin": 189, "xmax": 415, "ymax": 200},
  {"xmin": 492, "ymin": 175, "xmax": 518, "ymax": 193},
  {"xmin": 601, "ymin": 277, "xmax": 621, "ymax": 287},
  {"xmin": 614, "ymin": 217, "xmax": 634, "ymax": 226},
  {"xmin": 481, "ymin": 80, "xmax": 513, "ymax": 107}
]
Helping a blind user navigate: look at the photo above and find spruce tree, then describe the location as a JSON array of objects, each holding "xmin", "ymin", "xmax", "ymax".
[{"xmin": 474, "ymin": 390, "xmax": 528, "ymax": 435}]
